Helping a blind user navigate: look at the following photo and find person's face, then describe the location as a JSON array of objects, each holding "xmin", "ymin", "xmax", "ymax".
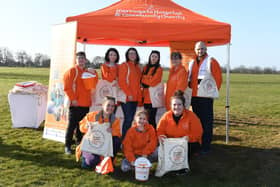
[
  {"xmin": 102, "ymin": 100, "xmax": 115, "ymax": 116},
  {"xmin": 171, "ymin": 57, "xmax": 181, "ymax": 67},
  {"xmin": 150, "ymin": 53, "xmax": 159, "ymax": 65},
  {"xmin": 127, "ymin": 50, "xmax": 137, "ymax": 62},
  {"xmin": 135, "ymin": 113, "xmax": 148, "ymax": 128},
  {"xmin": 108, "ymin": 51, "xmax": 118, "ymax": 63},
  {"xmin": 171, "ymin": 98, "xmax": 184, "ymax": 116},
  {"xmin": 195, "ymin": 43, "xmax": 207, "ymax": 57},
  {"xmin": 76, "ymin": 55, "xmax": 87, "ymax": 68}
]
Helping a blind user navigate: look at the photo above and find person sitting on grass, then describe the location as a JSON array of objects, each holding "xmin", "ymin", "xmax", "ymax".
[
  {"xmin": 75, "ymin": 96, "xmax": 121, "ymax": 169},
  {"xmin": 121, "ymin": 110, "xmax": 158, "ymax": 172}
]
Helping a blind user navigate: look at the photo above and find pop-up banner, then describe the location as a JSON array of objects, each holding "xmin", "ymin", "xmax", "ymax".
[{"xmin": 43, "ymin": 22, "xmax": 77, "ymax": 143}]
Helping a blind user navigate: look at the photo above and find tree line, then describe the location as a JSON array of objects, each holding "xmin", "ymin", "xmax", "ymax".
[{"xmin": 1, "ymin": 48, "xmax": 279, "ymax": 74}]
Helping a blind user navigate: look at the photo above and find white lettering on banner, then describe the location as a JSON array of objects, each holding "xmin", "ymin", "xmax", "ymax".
[{"xmin": 115, "ymin": 9, "xmax": 186, "ymax": 20}]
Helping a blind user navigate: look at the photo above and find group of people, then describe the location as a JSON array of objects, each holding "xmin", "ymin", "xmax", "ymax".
[{"xmin": 62, "ymin": 41, "xmax": 222, "ymax": 175}]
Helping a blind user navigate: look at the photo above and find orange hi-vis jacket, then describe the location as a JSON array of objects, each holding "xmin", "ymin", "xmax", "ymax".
[
  {"xmin": 165, "ymin": 64, "xmax": 188, "ymax": 110},
  {"xmin": 189, "ymin": 54, "xmax": 222, "ymax": 97},
  {"xmin": 123, "ymin": 123, "xmax": 158, "ymax": 162},
  {"xmin": 141, "ymin": 66, "xmax": 163, "ymax": 104},
  {"xmin": 63, "ymin": 65, "xmax": 98, "ymax": 107},
  {"xmin": 101, "ymin": 63, "xmax": 118, "ymax": 82},
  {"xmin": 79, "ymin": 111, "xmax": 121, "ymax": 138},
  {"xmin": 157, "ymin": 109, "xmax": 203, "ymax": 144},
  {"xmin": 75, "ymin": 111, "xmax": 121, "ymax": 161},
  {"xmin": 118, "ymin": 61, "xmax": 142, "ymax": 102}
]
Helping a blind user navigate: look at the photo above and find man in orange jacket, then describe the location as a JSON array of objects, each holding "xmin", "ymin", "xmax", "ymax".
[
  {"xmin": 63, "ymin": 51, "xmax": 98, "ymax": 154},
  {"xmin": 189, "ymin": 41, "xmax": 222, "ymax": 154}
]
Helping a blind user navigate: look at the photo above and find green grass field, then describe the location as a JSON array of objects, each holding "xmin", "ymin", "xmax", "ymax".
[{"xmin": 0, "ymin": 67, "xmax": 279, "ymax": 187}]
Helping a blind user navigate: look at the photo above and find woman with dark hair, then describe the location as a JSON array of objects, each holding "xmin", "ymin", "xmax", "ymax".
[
  {"xmin": 118, "ymin": 47, "xmax": 142, "ymax": 138},
  {"xmin": 165, "ymin": 52, "xmax": 188, "ymax": 110},
  {"xmin": 157, "ymin": 90, "xmax": 203, "ymax": 175},
  {"xmin": 141, "ymin": 50, "xmax": 163, "ymax": 128},
  {"xmin": 101, "ymin": 48, "xmax": 120, "ymax": 82}
]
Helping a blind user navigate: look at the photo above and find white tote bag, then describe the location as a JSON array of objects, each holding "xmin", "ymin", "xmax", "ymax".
[
  {"xmin": 80, "ymin": 121, "xmax": 113, "ymax": 157},
  {"xmin": 94, "ymin": 80, "xmax": 117, "ymax": 105},
  {"xmin": 184, "ymin": 87, "xmax": 192, "ymax": 109},
  {"xmin": 197, "ymin": 74, "xmax": 219, "ymax": 99},
  {"xmin": 155, "ymin": 137, "xmax": 189, "ymax": 177},
  {"xmin": 149, "ymin": 82, "xmax": 165, "ymax": 108}
]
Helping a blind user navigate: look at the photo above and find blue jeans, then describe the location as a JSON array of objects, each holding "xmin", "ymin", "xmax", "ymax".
[
  {"xmin": 191, "ymin": 97, "xmax": 213, "ymax": 152},
  {"xmin": 121, "ymin": 101, "xmax": 138, "ymax": 138}
]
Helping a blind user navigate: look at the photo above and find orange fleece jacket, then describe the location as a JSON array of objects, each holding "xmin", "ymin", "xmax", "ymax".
[
  {"xmin": 165, "ymin": 64, "xmax": 188, "ymax": 110},
  {"xmin": 101, "ymin": 63, "xmax": 118, "ymax": 82},
  {"xmin": 141, "ymin": 66, "xmax": 163, "ymax": 104},
  {"xmin": 118, "ymin": 61, "xmax": 142, "ymax": 102},
  {"xmin": 63, "ymin": 65, "xmax": 98, "ymax": 107},
  {"xmin": 123, "ymin": 123, "xmax": 158, "ymax": 162},
  {"xmin": 79, "ymin": 111, "xmax": 121, "ymax": 138},
  {"xmin": 157, "ymin": 109, "xmax": 203, "ymax": 143}
]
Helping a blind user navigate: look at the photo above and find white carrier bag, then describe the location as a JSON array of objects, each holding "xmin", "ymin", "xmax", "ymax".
[
  {"xmin": 149, "ymin": 82, "xmax": 165, "ymax": 108},
  {"xmin": 116, "ymin": 63, "xmax": 130, "ymax": 103},
  {"xmin": 80, "ymin": 121, "xmax": 113, "ymax": 157},
  {"xmin": 94, "ymin": 80, "xmax": 117, "ymax": 105},
  {"xmin": 155, "ymin": 137, "xmax": 189, "ymax": 177},
  {"xmin": 188, "ymin": 56, "xmax": 219, "ymax": 99}
]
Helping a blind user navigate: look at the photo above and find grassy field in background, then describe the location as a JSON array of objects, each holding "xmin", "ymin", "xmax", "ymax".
[{"xmin": 0, "ymin": 67, "xmax": 279, "ymax": 187}]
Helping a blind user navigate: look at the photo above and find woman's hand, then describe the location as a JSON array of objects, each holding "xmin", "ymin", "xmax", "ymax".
[
  {"xmin": 158, "ymin": 135, "xmax": 167, "ymax": 144},
  {"xmin": 106, "ymin": 127, "xmax": 112, "ymax": 133},
  {"xmin": 130, "ymin": 161, "xmax": 135, "ymax": 166},
  {"xmin": 184, "ymin": 136, "xmax": 189, "ymax": 141},
  {"xmin": 142, "ymin": 155, "xmax": 147, "ymax": 158}
]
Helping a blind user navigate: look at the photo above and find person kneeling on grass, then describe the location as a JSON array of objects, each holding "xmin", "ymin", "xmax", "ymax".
[
  {"xmin": 157, "ymin": 90, "xmax": 203, "ymax": 175},
  {"xmin": 121, "ymin": 110, "xmax": 158, "ymax": 172},
  {"xmin": 75, "ymin": 96, "xmax": 121, "ymax": 169}
]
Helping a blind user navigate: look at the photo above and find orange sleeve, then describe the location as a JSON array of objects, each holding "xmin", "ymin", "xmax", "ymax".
[
  {"xmin": 118, "ymin": 63, "xmax": 132, "ymax": 96},
  {"xmin": 141, "ymin": 67, "xmax": 163, "ymax": 87},
  {"xmin": 175, "ymin": 67, "xmax": 188, "ymax": 91},
  {"xmin": 63, "ymin": 68, "xmax": 77, "ymax": 101},
  {"xmin": 123, "ymin": 129, "xmax": 136, "ymax": 162},
  {"xmin": 188, "ymin": 112, "xmax": 203, "ymax": 144},
  {"xmin": 211, "ymin": 59, "xmax": 223, "ymax": 90},
  {"xmin": 111, "ymin": 118, "xmax": 121, "ymax": 138},
  {"xmin": 156, "ymin": 113, "xmax": 168, "ymax": 137},
  {"xmin": 143, "ymin": 126, "xmax": 158, "ymax": 155},
  {"xmin": 79, "ymin": 114, "xmax": 89, "ymax": 133}
]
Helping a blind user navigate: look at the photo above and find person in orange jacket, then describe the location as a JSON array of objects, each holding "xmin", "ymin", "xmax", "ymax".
[
  {"xmin": 118, "ymin": 47, "xmax": 142, "ymax": 138},
  {"xmin": 188, "ymin": 41, "xmax": 222, "ymax": 154},
  {"xmin": 63, "ymin": 51, "xmax": 98, "ymax": 154},
  {"xmin": 101, "ymin": 48, "xmax": 119, "ymax": 83},
  {"xmin": 121, "ymin": 110, "xmax": 158, "ymax": 172},
  {"xmin": 165, "ymin": 52, "xmax": 188, "ymax": 111},
  {"xmin": 141, "ymin": 50, "xmax": 163, "ymax": 128},
  {"xmin": 157, "ymin": 90, "xmax": 203, "ymax": 175},
  {"xmin": 76, "ymin": 96, "xmax": 122, "ymax": 169}
]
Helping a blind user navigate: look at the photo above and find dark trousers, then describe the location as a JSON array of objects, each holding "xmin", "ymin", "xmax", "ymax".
[
  {"xmin": 121, "ymin": 101, "xmax": 138, "ymax": 138},
  {"xmin": 191, "ymin": 97, "xmax": 214, "ymax": 152},
  {"xmin": 144, "ymin": 103, "xmax": 158, "ymax": 129},
  {"xmin": 65, "ymin": 106, "xmax": 89, "ymax": 148}
]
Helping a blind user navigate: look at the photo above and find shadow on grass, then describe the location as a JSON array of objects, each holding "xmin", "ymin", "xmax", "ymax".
[
  {"xmin": 109, "ymin": 144, "xmax": 280, "ymax": 186},
  {"xmin": 0, "ymin": 140, "xmax": 77, "ymax": 170},
  {"xmin": 1, "ymin": 136, "xmax": 279, "ymax": 186}
]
